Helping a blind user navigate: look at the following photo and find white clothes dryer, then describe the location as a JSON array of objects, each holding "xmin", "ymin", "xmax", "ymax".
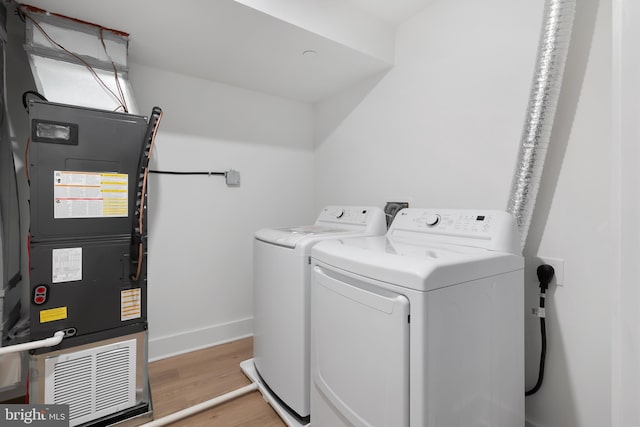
[
  {"xmin": 310, "ymin": 208, "xmax": 524, "ymax": 427},
  {"xmin": 243, "ymin": 206, "xmax": 386, "ymax": 424}
]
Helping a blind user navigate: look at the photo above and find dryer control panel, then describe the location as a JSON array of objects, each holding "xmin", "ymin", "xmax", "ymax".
[{"xmin": 389, "ymin": 209, "xmax": 520, "ymax": 254}]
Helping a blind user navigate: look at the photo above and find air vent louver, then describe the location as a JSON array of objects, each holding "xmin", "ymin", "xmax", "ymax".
[
  {"xmin": 96, "ymin": 348, "xmax": 132, "ymax": 411},
  {"xmin": 45, "ymin": 339, "xmax": 136, "ymax": 426}
]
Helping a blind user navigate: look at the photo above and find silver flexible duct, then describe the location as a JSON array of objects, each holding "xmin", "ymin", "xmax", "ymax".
[{"xmin": 506, "ymin": 0, "xmax": 576, "ymax": 251}]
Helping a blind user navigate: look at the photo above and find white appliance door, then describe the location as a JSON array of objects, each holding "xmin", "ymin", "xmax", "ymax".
[
  {"xmin": 311, "ymin": 265, "xmax": 409, "ymax": 427},
  {"xmin": 253, "ymin": 239, "xmax": 310, "ymax": 416}
]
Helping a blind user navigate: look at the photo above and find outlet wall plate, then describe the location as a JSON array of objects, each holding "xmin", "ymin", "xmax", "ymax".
[
  {"xmin": 529, "ymin": 256, "xmax": 564, "ymax": 286},
  {"xmin": 225, "ymin": 169, "xmax": 241, "ymax": 186}
]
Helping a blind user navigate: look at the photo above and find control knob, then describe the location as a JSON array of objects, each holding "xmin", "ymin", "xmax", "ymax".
[
  {"xmin": 425, "ymin": 214, "xmax": 440, "ymax": 226},
  {"xmin": 335, "ymin": 209, "xmax": 345, "ymax": 219}
]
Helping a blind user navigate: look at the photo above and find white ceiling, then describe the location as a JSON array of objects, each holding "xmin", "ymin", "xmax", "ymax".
[
  {"xmin": 16, "ymin": 0, "xmax": 432, "ymax": 103},
  {"xmin": 349, "ymin": 0, "xmax": 432, "ymax": 24}
]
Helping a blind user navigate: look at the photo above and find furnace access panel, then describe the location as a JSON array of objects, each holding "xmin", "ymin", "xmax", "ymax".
[
  {"xmin": 28, "ymin": 102, "xmax": 147, "ymax": 241},
  {"xmin": 28, "ymin": 101, "xmax": 149, "ymax": 343}
]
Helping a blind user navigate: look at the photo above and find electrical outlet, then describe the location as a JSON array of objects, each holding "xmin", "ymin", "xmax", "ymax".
[{"xmin": 536, "ymin": 256, "xmax": 564, "ymax": 286}]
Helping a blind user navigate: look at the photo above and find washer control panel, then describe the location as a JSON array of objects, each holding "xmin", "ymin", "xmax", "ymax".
[
  {"xmin": 257, "ymin": 206, "xmax": 386, "ymax": 248},
  {"xmin": 317, "ymin": 206, "xmax": 374, "ymax": 226},
  {"xmin": 389, "ymin": 208, "xmax": 520, "ymax": 253}
]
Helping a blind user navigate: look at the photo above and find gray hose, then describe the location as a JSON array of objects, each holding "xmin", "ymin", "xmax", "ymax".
[{"xmin": 506, "ymin": 0, "xmax": 576, "ymax": 251}]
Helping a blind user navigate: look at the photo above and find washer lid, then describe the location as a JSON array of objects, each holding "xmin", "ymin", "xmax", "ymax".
[
  {"xmin": 255, "ymin": 225, "xmax": 352, "ymax": 249},
  {"xmin": 254, "ymin": 206, "xmax": 387, "ymax": 250},
  {"xmin": 311, "ymin": 235, "xmax": 523, "ymax": 291}
]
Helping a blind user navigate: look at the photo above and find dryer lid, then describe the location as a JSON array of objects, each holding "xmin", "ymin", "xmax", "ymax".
[
  {"xmin": 312, "ymin": 236, "xmax": 523, "ymax": 291},
  {"xmin": 311, "ymin": 208, "xmax": 524, "ymax": 291}
]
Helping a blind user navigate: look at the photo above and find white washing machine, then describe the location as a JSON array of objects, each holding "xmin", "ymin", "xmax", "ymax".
[
  {"xmin": 310, "ymin": 208, "xmax": 524, "ymax": 427},
  {"xmin": 242, "ymin": 206, "xmax": 386, "ymax": 424}
]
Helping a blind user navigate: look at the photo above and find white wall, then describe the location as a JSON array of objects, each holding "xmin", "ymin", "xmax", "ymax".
[
  {"xmin": 129, "ymin": 64, "xmax": 316, "ymax": 360},
  {"xmin": 524, "ymin": 1, "xmax": 611, "ymax": 425},
  {"xmin": 315, "ymin": 0, "xmax": 540, "ymax": 209},
  {"xmin": 314, "ymin": 0, "xmax": 612, "ymax": 426},
  {"xmin": 613, "ymin": 0, "xmax": 640, "ymax": 424}
]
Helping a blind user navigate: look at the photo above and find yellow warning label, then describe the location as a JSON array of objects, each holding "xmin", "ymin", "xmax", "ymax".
[
  {"xmin": 40, "ymin": 307, "xmax": 68, "ymax": 323},
  {"xmin": 121, "ymin": 288, "xmax": 141, "ymax": 321},
  {"xmin": 54, "ymin": 171, "xmax": 128, "ymax": 219}
]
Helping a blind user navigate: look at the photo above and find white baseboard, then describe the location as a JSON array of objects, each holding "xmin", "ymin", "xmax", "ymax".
[{"xmin": 148, "ymin": 317, "xmax": 253, "ymax": 362}]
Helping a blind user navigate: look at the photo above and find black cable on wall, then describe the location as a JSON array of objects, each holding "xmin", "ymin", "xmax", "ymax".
[{"xmin": 526, "ymin": 264, "xmax": 555, "ymax": 396}]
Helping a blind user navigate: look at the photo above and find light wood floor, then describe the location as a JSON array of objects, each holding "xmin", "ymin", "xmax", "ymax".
[{"xmin": 149, "ymin": 337, "xmax": 286, "ymax": 426}]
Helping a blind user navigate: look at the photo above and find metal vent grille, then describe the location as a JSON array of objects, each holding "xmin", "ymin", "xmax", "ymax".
[
  {"xmin": 52, "ymin": 355, "xmax": 93, "ymax": 420},
  {"xmin": 96, "ymin": 348, "xmax": 131, "ymax": 412},
  {"xmin": 45, "ymin": 339, "xmax": 137, "ymax": 426}
]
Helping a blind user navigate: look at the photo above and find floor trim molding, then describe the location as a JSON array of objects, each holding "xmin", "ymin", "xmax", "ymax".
[{"xmin": 149, "ymin": 317, "xmax": 253, "ymax": 361}]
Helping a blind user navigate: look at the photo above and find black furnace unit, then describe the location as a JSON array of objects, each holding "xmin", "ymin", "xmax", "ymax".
[{"xmin": 26, "ymin": 100, "xmax": 159, "ymax": 427}]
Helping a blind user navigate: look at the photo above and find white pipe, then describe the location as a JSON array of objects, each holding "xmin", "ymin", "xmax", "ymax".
[
  {"xmin": 0, "ymin": 331, "xmax": 65, "ymax": 356},
  {"xmin": 262, "ymin": 391, "xmax": 297, "ymax": 427},
  {"xmin": 140, "ymin": 383, "xmax": 258, "ymax": 427}
]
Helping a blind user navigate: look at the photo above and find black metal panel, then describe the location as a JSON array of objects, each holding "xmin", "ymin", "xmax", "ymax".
[
  {"xmin": 0, "ymin": 11, "xmax": 21, "ymax": 341},
  {"xmin": 0, "ymin": 117, "xmax": 21, "ymax": 296},
  {"xmin": 29, "ymin": 237, "xmax": 147, "ymax": 341},
  {"xmin": 28, "ymin": 101, "xmax": 147, "ymax": 242},
  {"xmin": 0, "ymin": 3, "xmax": 6, "ymax": 43},
  {"xmin": 30, "ymin": 322, "xmax": 147, "ymax": 355}
]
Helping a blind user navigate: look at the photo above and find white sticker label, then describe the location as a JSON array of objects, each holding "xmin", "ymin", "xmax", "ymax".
[
  {"xmin": 531, "ymin": 307, "xmax": 546, "ymax": 318},
  {"xmin": 54, "ymin": 171, "xmax": 128, "ymax": 219},
  {"xmin": 121, "ymin": 288, "xmax": 142, "ymax": 321},
  {"xmin": 52, "ymin": 247, "xmax": 82, "ymax": 283}
]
